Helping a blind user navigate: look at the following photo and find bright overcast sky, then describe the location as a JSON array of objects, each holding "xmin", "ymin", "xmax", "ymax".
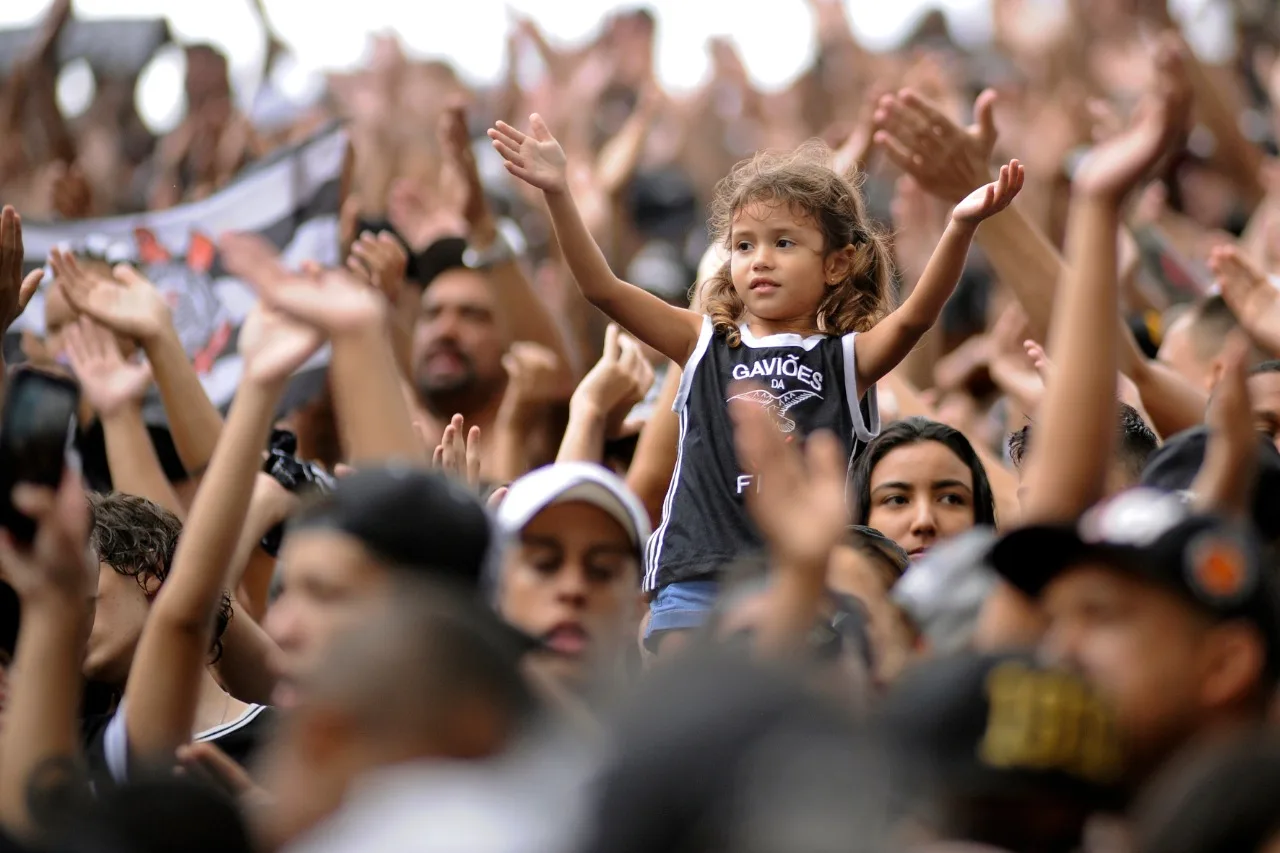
[{"xmin": 2, "ymin": 0, "xmax": 1227, "ymax": 132}]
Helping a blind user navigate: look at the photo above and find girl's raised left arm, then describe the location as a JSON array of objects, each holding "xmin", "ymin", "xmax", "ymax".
[{"xmin": 854, "ymin": 160, "xmax": 1024, "ymax": 391}]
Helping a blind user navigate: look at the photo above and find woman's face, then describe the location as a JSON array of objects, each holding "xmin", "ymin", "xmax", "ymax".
[
  {"xmin": 865, "ymin": 441, "xmax": 977, "ymax": 561},
  {"xmin": 84, "ymin": 563, "xmax": 153, "ymax": 687}
]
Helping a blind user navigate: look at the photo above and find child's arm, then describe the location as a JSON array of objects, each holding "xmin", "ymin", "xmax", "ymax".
[
  {"xmin": 853, "ymin": 161, "xmax": 1025, "ymax": 391},
  {"xmin": 489, "ymin": 115, "xmax": 703, "ymax": 366}
]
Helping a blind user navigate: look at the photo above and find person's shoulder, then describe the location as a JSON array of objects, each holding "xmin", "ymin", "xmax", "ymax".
[{"xmin": 199, "ymin": 704, "xmax": 276, "ymax": 767}]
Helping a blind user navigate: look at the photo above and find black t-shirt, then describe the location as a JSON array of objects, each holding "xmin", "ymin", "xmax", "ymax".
[{"xmin": 643, "ymin": 317, "xmax": 879, "ymax": 591}]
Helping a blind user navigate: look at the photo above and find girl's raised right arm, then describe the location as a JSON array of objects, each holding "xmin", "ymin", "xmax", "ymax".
[{"xmin": 489, "ymin": 115, "xmax": 703, "ymax": 366}]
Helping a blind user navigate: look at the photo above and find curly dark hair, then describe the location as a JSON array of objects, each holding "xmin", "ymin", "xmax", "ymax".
[
  {"xmin": 703, "ymin": 139, "xmax": 896, "ymax": 346},
  {"xmin": 87, "ymin": 493, "xmax": 233, "ymax": 663},
  {"xmin": 1008, "ymin": 402, "xmax": 1158, "ymax": 488}
]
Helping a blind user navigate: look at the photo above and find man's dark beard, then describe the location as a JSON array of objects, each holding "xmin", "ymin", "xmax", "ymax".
[{"xmin": 415, "ymin": 356, "xmax": 498, "ymax": 418}]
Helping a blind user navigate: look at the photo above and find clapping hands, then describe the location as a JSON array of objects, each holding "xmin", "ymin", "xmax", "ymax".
[
  {"xmin": 63, "ymin": 317, "xmax": 154, "ymax": 417},
  {"xmin": 50, "ymin": 250, "xmax": 172, "ymax": 345},
  {"xmin": 572, "ymin": 324, "xmax": 654, "ymax": 438}
]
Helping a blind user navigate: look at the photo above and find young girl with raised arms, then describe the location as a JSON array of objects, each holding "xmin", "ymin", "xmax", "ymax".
[{"xmin": 489, "ymin": 114, "xmax": 1024, "ymax": 649}]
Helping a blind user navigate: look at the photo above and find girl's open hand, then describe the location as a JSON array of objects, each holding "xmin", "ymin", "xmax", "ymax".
[
  {"xmin": 952, "ymin": 159, "xmax": 1025, "ymax": 225},
  {"xmin": 488, "ymin": 115, "xmax": 569, "ymax": 194}
]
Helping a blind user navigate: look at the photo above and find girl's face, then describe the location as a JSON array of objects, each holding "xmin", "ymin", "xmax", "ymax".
[
  {"xmin": 865, "ymin": 440, "xmax": 977, "ymax": 561},
  {"xmin": 729, "ymin": 202, "xmax": 841, "ymax": 335}
]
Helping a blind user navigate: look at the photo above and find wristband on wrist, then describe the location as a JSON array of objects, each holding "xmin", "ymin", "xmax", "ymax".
[{"xmin": 462, "ymin": 231, "xmax": 516, "ymax": 270}]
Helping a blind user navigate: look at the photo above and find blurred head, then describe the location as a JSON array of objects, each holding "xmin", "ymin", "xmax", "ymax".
[
  {"xmin": 704, "ymin": 141, "xmax": 894, "ymax": 342},
  {"xmin": 256, "ymin": 582, "xmax": 535, "ymax": 849},
  {"xmin": 990, "ymin": 491, "xmax": 1279, "ymax": 782},
  {"xmin": 716, "ymin": 577, "xmax": 876, "ymax": 713},
  {"xmin": 851, "ymin": 417, "xmax": 997, "ymax": 561},
  {"xmin": 575, "ymin": 648, "xmax": 878, "ymax": 853},
  {"xmin": 411, "ymin": 266, "xmax": 508, "ymax": 417},
  {"xmin": 1249, "ymin": 361, "xmax": 1280, "ymax": 453},
  {"xmin": 1008, "ymin": 402, "xmax": 1158, "ymax": 503},
  {"xmin": 1158, "ymin": 296, "xmax": 1239, "ymax": 393},
  {"xmin": 826, "ymin": 527, "xmax": 916, "ymax": 685},
  {"xmin": 266, "ymin": 467, "xmax": 496, "ymax": 708},
  {"xmin": 494, "ymin": 464, "xmax": 648, "ymax": 691},
  {"xmin": 41, "ymin": 772, "xmax": 254, "ymax": 853},
  {"xmin": 876, "ymin": 652, "xmax": 1125, "ymax": 853},
  {"xmin": 84, "ymin": 494, "xmax": 230, "ymax": 687}
]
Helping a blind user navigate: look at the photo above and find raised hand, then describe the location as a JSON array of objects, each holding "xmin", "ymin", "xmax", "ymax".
[
  {"xmin": 63, "ymin": 317, "xmax": 153, "ymax": 418},
  {"xmin": 386, "ymin": 178, "xmax": 468, "ymax": 253},
  {"xmin": 487, "ymin": 115, "xmax": 569, "ymax": 194},
  {"xmin": 1206, "ymin": 331, "xmax": 1256, "ymax": 458},
  {"xmin": 49, "ymin": 162, "xmax": 94, "ymax": 220},
  {"xmin": 730, "ymin": 384, "xmax": 849, "ymax": 572},
  {"xmin": 873, "ymin": 88, "xmax": 1000, "ymax": 204},
  {"xmin": 218, "ymin": 231, "xmax": 291, "ymax": 290},
  {"xmin": 0, "ymin": 206, "xmax": 44, "ymax": 336},
  {"xmin": 439, "ymin": 101, "xmax": 490, "ymax": 233},
  {"xmin": 501, "ymin": 341, "xmax": 565, "ymax": 412},
  {"xmin": 572, "ymin": 324, "xmax": 654, "ymax": 437},
  {"xmin": 986, "ymin": 305, "xmax": 1044, "ymax": 416},
  {"xmin": 1072, "ymin": 36, "xmax": 1192, "ymax": 202},
  {"xmin": 347, "ymin": 231, "xmax": 407, "ymax": 304},
  {"xmin": 431, "ymin": 413, "xmax": 482, "ymax": 490},
  {"xmin": 952, "ymin": 160, "xmax": 1025, "ymax": 225},
  {"xmin": 221, "ymin": 232, "xmax": 384, "ymax": 336},
  {"xmin": 1209, "ymin": 243, "xmax": 1280, "ymax": 356},
  {"xmin": 1024, "ymin": 339, "xmax": 1051, "ymax": 381},
  {"xmin": 50, "ymin": 250, "xmax": 171, "ymax": 343},
  {"xmin": 0, "ymin": 469, "xmax": 93, "ymax": 607},
  {"xmin": 237, "ymin": 300, "xmax": 324, "ymax": 386}
]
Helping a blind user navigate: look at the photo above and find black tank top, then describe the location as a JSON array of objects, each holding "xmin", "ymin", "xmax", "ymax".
[{"xmin": 643, "ymin": 316, "xmax": 880, "ymax": 592}]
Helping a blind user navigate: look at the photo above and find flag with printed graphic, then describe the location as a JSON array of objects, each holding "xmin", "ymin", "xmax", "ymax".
[{"xmin": 8, "ymin": 122, "xmax": 348, "ymax": 423}]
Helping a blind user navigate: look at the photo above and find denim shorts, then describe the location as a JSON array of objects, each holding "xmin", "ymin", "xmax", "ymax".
[{"xmin": 644, "ymin": 580, "xmax": 720, "ymax": 649}]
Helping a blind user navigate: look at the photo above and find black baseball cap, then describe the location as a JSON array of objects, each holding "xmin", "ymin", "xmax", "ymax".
[
  {"xmin": 291, "ymin": 464, "xmax": 494, "ymax": 585},
  {"xmin": 875, "ymin": 651, "xmax": 1126, "ymax": 810},
  {"xmin": 289, "ymin": 464, "xmax": 538, "ymax": 651},
  {"xmin": 989, "ymin": 489, "xmax": 1280, "ymax": 681},
  {"xmin": 1140, "ymin": 425, "xmax": 1280, "ymax": 542}
]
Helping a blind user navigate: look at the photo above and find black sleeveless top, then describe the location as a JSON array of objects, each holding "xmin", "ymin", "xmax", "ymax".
[{"xmin": 643, "ymin": 317, "xmax": 880, "ymax": 592}]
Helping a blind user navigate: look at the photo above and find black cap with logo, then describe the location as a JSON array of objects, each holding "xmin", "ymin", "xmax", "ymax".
[
  {"xmin": 989, "ymin": 489, "xmax": 1280, "ymax": 682},
  {"xmin": 1140, "ymin": 425, "xmax": 1280, "ymax": 542},
  {"xmin": 289, "ymin": 464, "xmax": 538, "ymax": 652}
]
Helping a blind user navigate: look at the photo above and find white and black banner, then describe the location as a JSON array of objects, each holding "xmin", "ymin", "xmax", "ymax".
[{"xmin": 9, "ymin": 122, "xmax": 348, "ymax": 422}]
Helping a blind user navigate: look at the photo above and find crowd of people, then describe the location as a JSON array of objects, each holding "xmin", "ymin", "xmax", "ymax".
[{"xmin": 2, "ymin": 0, "xmax": 1280, "ymax": 850}]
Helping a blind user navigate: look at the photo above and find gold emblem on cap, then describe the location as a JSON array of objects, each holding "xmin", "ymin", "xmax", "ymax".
[{"xmin": 979, "ymin": 662, "xmax": 1122, "ymax": 783}]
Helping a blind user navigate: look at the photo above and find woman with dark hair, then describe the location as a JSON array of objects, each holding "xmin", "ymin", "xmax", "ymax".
[{"xmin": 849, "ymin": 417, "xmax": 998, "ymax": 562}]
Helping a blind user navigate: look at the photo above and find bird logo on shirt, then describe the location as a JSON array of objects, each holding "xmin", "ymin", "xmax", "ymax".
[{"xmin": 726, "ymin": 388, "xmax": 821, "ymax": 433}]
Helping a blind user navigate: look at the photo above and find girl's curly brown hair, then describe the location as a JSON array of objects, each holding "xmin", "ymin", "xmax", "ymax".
[{"xmin": 702, "ymin": 140, "xmax": 895, "ymax": 346}]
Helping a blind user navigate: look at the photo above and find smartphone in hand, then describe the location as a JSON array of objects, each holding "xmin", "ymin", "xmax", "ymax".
[{"xmin": 0, "ymin": 369, "xmax": 80, "ymax": 544}]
